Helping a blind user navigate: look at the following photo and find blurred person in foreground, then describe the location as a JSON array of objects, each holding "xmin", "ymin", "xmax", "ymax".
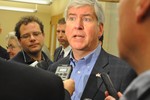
[
  {"xmin": 48, "ymin": 0, "xmax": 137, "ymax": 100},
  {"xmin": 105, "ymin": 0, "xmax": 150, "ymax": 100}
]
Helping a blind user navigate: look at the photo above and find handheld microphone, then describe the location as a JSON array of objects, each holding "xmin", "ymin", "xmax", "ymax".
[
  {"xmin": 55, "ymin": 64, "xmax": 72, "ymax": 81},
  {"xmin": 29, "ymin": 61, "xmax": 38, "ymax": 67},
  {"xmin": 100, "ymin": 72, "xmax": 119, "ymax": 100}
]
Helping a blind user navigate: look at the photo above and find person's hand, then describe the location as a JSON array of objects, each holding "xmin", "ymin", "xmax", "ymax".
[
  {"xmin": 105, "ymin": 91, "xmax": 123, "ymax": 100},
  {"xmin": 63, "ymin": 79, "xmax": 75, "ymax": 95}
]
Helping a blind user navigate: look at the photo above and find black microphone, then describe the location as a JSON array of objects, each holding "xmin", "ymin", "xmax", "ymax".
[{"xmin": 100, "ymin": 72, "xmax": 119, "ymax": 100}]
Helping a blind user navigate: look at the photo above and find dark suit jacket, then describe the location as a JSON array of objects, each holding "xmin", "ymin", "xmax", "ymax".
[
  {"xmin": 54, "ymin": 46, "xmax": 71, "ymax": 62},
  {"xmin": 0, "ymin": 57, "xmax": 65, "ymax": 100},
  {"xmin": 10, "ymin": 51, "xmax": 53, "ymax": 70},
  {"xmin": 0, "ymin": 46, "xmax": 9, "ymax": 60},
  {"xmin": 54, "ymin": 46, "xmax": 62, "ymax": 62},
  {"xmin": 48, "ymin": 48, "xmax": 137, "ymax": 100}
]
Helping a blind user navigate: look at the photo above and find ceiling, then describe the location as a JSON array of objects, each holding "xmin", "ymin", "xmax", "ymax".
[
  {"xmin": 0, "ymin": 0, "xmax": 119, "ymax": 16},
  {"xmin": 0, "ymin": 0, "xmax": 69, "ymax": 16}
]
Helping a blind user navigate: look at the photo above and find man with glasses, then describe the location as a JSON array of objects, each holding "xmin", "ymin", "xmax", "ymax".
[{"xmin": 10, "ymin": 16, "xmax": 52, "ymax": 70}]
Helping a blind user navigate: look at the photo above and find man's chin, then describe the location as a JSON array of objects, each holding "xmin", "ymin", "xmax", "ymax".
[{"xmin": 29, "ymin": 49, "xmax": 41, "ymax": 54}]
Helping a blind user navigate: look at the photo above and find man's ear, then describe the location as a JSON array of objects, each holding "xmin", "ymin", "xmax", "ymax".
[
  {"xmin": 136, "ymin": 0, "xmax": 150, "ymax": 22},
  {"xmin": 98, "ymin": 23, "xmax": 104, "ymax": 37}
]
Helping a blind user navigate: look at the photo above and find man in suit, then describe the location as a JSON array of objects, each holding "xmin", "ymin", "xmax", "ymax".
[
  {"xmin": 54, "ymin": 18, "xmax": 71, "ymax": 62},
  {"xmin": 48, "ymin": 0, "xmax": 137, "ymax": 100},
  {"xmin": 0, "ymin": 57, "xmax": 65, "ymax": 100}
]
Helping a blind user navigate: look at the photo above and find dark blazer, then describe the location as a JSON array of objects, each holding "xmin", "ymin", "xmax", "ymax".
[
  {"xmin": 54, "ymin": 46, "xmax": 62, "ymax": 62},
  {"xmin": 0, "ymin": 46, "xmax": 9, "ymax": 60},
  {"xmin": 54, "ymin": 46, "xmax": 71, "ymax": 62},
  {"xmin": 0, "ymin": 57, "xmax": 65, "ymax": 100},
  {"xmin": 10, "ymin": 50, "xmax": 53, "ymax": 70},
  {"xmin": 48, "ymin": 48, "xmax": 137, "ymax": 100}
]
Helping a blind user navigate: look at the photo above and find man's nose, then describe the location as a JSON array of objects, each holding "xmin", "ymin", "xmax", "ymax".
[
  {"xmin": 30, "ymin": 34, "xmax": 36, "ymax": 40},
  {"xmin": 74, "ymin": 18, "xmax": 84, "ymax": 30}
]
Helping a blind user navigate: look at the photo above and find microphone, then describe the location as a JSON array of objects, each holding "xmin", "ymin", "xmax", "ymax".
[
  {"xmin": 29, "ymin": 61, "xmax": 38, "ymax": 67},
  {"xmin": 100, "ymin": 72, "xmax": 119, "ymax": 100}
]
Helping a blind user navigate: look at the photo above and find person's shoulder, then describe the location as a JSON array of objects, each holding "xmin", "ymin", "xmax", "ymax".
[
  {"xmin": 10, "ymin": 51, "xmax": 24, "ymax": 62},
  {"xmin": 42, "ymin": 51, "xmax": 53, "ymax": 63},
  {"xmin": 57, "ymin": 46, "xmax": 62, "ymax": 50},
  {"xmin": 101, "ymin": 48, "xmax": 132, "ymax": 69},
  {"xmin": 0, "ymin": 46, "xmax": 9, "ymax": 60},
  {"xmin": 53, "ymin": 56, "xmax": 70, "ymax": 66},
  {"xmin": 55, "ymin": 46, "xmax": 62, "ymax": 52},
  {"xmin": 48, "ymin": 56, "xmax": 70, "ymax": 72},
  {"xmin": 0, "ymin": 45, "xmax": 7, "ymax": 51},
  {"xmin": 0, "ymin": 57, "xmax": 65, "ymax": 100}
]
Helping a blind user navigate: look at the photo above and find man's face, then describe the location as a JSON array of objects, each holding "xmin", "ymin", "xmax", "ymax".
[
  {"xmin": 66, "ymin": 5, "xmax": 102, "ymax": 51},
  {"xmin": 56, "ymin": 24, "xmax": 69, "ymax": 48},
  {"xmin": 7, "ymin": 39, "xmax": 21, "ymax": 59},
  {"xmin": 19, "ymin": 22, "xmax": 44, "ymax": 54}
]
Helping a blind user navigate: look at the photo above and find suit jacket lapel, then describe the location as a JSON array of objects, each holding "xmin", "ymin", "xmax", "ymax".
[
  {"xmin": 55, "ymin": 47, "xmax": 62, "ymax": 61},
  {"xmin": 81, "ymin": 48, "xmax": 110, "ymax": 99}
]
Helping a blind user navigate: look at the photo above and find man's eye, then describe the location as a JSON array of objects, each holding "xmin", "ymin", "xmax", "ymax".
[
  {"xmin": 57, "ymin": 30, "xmax": 60, "ymax": 33},
  {"xmin": 33, "ymin": 32, "xmax": 41, "ymax": 36},
  {"xmin": 22, "ymin": 35, "xmax": 29, "ymax": 38},
  {"xmin": 83, "ymin": 18, "xmax": 92, "ymax": 22},
  {"xmin": 68, "ymin": 17, "xmax": 76, "ymax": 21},
  {"xmin": 62, "ymin": 31, "xmax": 65, "ymax": 33}
]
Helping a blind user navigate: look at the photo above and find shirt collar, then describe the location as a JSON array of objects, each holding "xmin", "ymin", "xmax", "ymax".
[
  {"xmin": 62, "ymin": 45, "xmax": 71, "ymax": 52},
  {"xmin": 22, "ymin": 50, "xmax": 46, "ymax": 64},
  {"xmin": 70, "ymin": 45, "xmax": 101, "ymax": 67}
]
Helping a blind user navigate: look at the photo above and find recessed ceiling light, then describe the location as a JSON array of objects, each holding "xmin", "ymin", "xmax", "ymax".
[
  {"xmin": 7, "ymin": 0, "xmax": 53, "ymax": 5},
  {"xmin": 0, "ymin": 6, "xmax": 37, "ymax": 13}
]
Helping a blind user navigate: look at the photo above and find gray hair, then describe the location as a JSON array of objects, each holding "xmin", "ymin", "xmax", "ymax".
[
  {"xmin": 64, "ymin": 0, "xmax": 105, "ymax": 25},
  {"xmin": 5, "ymin": 31, "xmax": 21, "ymax": 47}
]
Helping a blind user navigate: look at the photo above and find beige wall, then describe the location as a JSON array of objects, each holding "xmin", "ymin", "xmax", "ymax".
[{"xmin": 103, "ymin": 2, "xmax": 119, "ymax": 57}]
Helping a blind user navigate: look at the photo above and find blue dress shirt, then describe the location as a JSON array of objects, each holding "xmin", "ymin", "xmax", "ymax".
[{"xmin": 70, "ymin": 45, "xmax": 101, "ymax": 100}]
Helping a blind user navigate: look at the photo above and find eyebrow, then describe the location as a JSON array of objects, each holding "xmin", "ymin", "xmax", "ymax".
[
  {"xmin": 68, "ymin": 13, "xmax": 93, "ymax": 17},
  {"xmin": 68, "ymin": 13, "xmax": 76, "ymax": 17}
]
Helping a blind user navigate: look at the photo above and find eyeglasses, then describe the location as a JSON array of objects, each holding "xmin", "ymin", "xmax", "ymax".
[
  {"xmin": 6, "ymin": 45, "xmax": 16, "ymax": 50},
  {"xmin": 20, "ymin": 32, "xmax": 42, "ymax": 39}
]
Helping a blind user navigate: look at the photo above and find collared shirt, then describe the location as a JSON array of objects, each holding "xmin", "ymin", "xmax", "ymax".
[
  {"xmin": 62, "ymin": 45, "xmax": 71, "ymax": 58},
  {"xmin": 121, "ymin": 70, "xmax": 150, "ymax": 100},
  {"xmin": 70, "ymin": 45, "xmax": 101, "ymax": 100}
]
